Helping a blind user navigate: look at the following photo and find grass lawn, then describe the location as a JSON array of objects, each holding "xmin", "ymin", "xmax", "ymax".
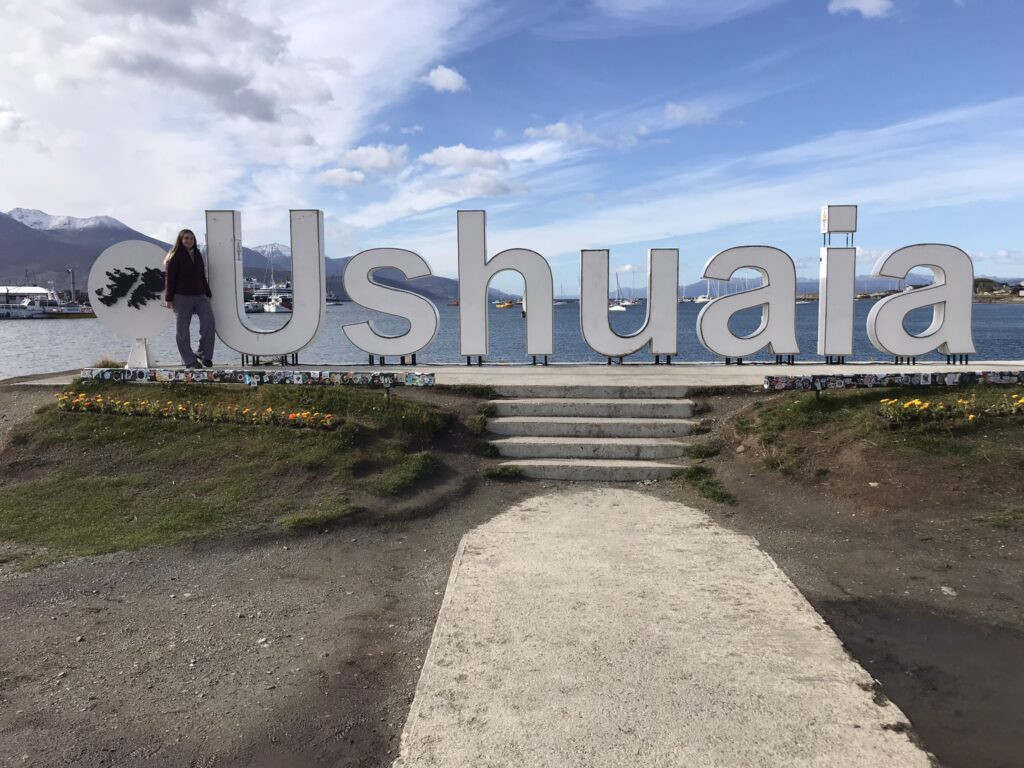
[
  {"xmin": 0, "ymin": 380, "xmax": 456, "ymax": 560},
  {"xmin": 740, "ymin": 383, "xmax": 1024, "ymax": 473}
]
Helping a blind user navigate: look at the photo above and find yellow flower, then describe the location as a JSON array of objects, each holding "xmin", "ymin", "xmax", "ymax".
[{"xmin": 968, "ymin": 414, "xmax": 976, "ymax": 421}]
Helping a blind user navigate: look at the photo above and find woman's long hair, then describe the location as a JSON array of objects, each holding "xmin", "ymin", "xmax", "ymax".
[{"xmin": 164, "ymin": 229, "xmax": 200, "ymax": 265}]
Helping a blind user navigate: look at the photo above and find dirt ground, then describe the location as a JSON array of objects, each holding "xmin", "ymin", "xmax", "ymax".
[
  {"xmin": 1, "ymin": 381, "xmax": 1023, "ymax": 767},
  {"xmin": 654, "ymin": 390, "xmax": 1024, "ymax": 768},
  {"xmin": 0, "ymin": 378, "xmax": 550, "ymax": 767}
]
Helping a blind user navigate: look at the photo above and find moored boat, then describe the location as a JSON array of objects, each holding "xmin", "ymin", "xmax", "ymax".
[{"xmin": 264, "ymin": 294, "xmax": 292, "ymax": 313}]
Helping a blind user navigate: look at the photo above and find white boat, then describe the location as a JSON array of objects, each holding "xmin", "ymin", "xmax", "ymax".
[
  {"xmin": 1, "ymin": 286, "xmax": 95, "ymax": 319},
  {"xmin": 244, "ymin": 300, "xmax": 265, "ymax": 313},
  {"xmin": 606, "ymin": 273, "xmax": 630, "ymax": 311},
  {"xmin": 692, "ymin": 276, "xmax": 717, "ymax": 304},
  {"xmin": 264, "ymin": 294, "xmax": 292, "ymax": 313},
  {"xmin": 0, "ymin": 297, "xmax": 48, "ymax": 319}
]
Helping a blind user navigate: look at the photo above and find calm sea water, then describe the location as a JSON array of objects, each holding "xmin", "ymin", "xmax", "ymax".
[{"xmin": 1, "ymin": 301, "xmax": 1022, "ymax": 380}]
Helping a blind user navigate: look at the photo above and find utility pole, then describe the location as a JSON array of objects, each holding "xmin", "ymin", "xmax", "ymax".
[{"xmin": 67, "ymin": 267, "xmax": 76, "ymax": 303}]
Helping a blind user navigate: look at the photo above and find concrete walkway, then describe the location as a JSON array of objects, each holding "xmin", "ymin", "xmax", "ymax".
[{"xmin": 393, "ymin": 489, "xmax": 933, "ymax": 767}]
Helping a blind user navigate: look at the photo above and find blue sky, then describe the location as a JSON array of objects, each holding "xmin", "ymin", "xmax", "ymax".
[{"xmin": 3, "ymin": 0, "xmax": 1023, "ymax": 292}]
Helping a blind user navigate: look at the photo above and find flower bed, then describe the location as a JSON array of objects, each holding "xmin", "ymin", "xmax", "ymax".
[
  {"xmin": 878, "ymin": 391, "xmax": 1024, "ymax": 425},
  {"xmin": 56, "ymin": 392, "xmax": 337, "ymax": 430}
]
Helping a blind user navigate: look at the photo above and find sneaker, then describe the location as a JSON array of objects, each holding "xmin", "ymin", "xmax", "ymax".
[
  {"xmin": 186, "ymin": 361, "xmax": 203, "ymax": 369},
  {"xmin": 201, "ymin": 358, "xmax": 213, "ymax": 368}
]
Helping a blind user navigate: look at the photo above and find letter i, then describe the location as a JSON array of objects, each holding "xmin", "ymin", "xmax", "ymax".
[{"xmin": 816, "ymin": 205, "xmax": 857, "ymax": 363}]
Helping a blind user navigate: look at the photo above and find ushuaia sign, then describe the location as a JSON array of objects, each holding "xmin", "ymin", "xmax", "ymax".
[{"xmin": 89, "ymin": 205, "xmax": 976, "ymax": 364}]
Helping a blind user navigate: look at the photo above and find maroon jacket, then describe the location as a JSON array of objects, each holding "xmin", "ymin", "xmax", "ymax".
[{"xmin": 164, "ymin": 247, "xmax": 212, "ymax": 301}]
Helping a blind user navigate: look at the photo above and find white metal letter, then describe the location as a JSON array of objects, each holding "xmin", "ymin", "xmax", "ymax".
[
  {"xmin": 457, "ymin": 210, "xmax": 553, "ymax": 357},
  {"xmin": 206, "ymin": 210, "xmax": 326, "ymax": 356},
  {"xmin": 866, "ymin": 244, "xmax": 976, "ymax": 357},
  {"xmin": 580, "ymin": 249, "xmax": 678, "ymax": 357},
  {"xmin": 342, "ymin": 248, "xmax": 440, "ymax": 356},
  {"xmin": 696, "ymin": 246, "xmax": 799, "ymax": 358},
  {"xmin": 817, "ymin": 246, "xmax": 856, "ymax": 357}
]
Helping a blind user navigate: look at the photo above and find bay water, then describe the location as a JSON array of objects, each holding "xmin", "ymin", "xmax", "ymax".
[{"xmin": 1, "ymin": 301, "xmax": 1022, "ymax": 381}]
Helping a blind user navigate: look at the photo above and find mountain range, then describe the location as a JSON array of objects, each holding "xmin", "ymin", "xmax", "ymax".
[
  {"xmin": 2, "ymin": 208, "xmax": 1019, "ymax": 302},
  {"xmin": 0, "ymin": 209, "xmax": 468, "ymax": 302}
]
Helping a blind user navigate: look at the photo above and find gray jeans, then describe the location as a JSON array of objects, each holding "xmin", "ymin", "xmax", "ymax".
[{"xmin": 173, "ymin": 294, "xmax": 216, "ymax": 365}]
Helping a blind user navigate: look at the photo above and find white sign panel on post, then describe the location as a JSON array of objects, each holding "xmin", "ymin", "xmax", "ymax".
[{"xmin": 88, "ymin": 240, "xmax": 174, "ymax": 367}]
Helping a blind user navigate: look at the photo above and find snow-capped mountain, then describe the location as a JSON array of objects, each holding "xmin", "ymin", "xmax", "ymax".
[
  {"xmin": 8, "ymin": 207, "xmax": 130, "ymax": 232},
  {"xmin": 251, "ymin": 243, "xmax": 292, "ymax": 264},
  {"xmin": 0, "ymin": 208, "xmax": 167, "ymax": 286}
]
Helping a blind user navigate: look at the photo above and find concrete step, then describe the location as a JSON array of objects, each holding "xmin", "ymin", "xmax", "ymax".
[
  {"xmin": 490, "ymin": 383, "xmax": 691, "ymax": 399},
  {"xmin": 486, "ymin": 416, "xmax": 699, "ymax": 438},
  {"xmin": 490, "ymin": 436, "xmax": 689, "ymax": 460},
  {"xmin": 490, "ymin": 398, "xmax": 695, "ymax": 419},
  {"xmin": 501, "ymin": 459, "xmax": 682, "ymax": 482}
]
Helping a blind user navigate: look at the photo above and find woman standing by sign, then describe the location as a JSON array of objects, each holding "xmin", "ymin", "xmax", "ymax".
[{"xmin": 164, "ymin": 229, "xmax": 216, "ymax": 368}]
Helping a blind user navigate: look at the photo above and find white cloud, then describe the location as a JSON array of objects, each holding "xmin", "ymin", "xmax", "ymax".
[
  {"xmin": 828, "ymin": 0, "xmax": 894, "ymax": 18},
  {"xmin": 343, "ymin": 172, "xmax": 515, "ymax": 229},
  {"xmin": 526, "ymin": 122, "xmax": 587, "ymax": 142},
  {"xmin": 543, "ymin": 0, "xmax": 784, "ymax": 38},
  {"xmin": 0, "ymin": 101, "xmax": 29, "ymax": 142},
  {"xmin": 335, "ymin": 144, "xmax": 409, "ymax": 173},
  {"xmin": 378, "ymin": 97, "xmax": 1024, "ymax": 276},
  {"xmin": 315, "ymin": 168, "xmax": 366, "ymax": 187},
  {"xmin": 78, "ymin": 0, "xmax": 209, "ymax": 25},
  {"xmin": 420, "ymin": 143, "xmax": 507, "ymax": 171},
  {"xmin": 855, "ymin": 246, "xmax": 893, "ymax": 266},
  {"xmin": 664, "ymin": 101, "xmax": 719, "ymax": 126},
  {"xmin": 0, "ymin": 0, "xmax": 488, "ymax": 243},
  {"xmin": 419, "ymin": 64, "xmax": 468, "ymax": 93},
  {"xmin": 400, "ymin": 125, "xmax": 424, "ymax": 134},
  {"xmin": 991, "ymin": 249, "xmax": 1024, "ymax": 266}
]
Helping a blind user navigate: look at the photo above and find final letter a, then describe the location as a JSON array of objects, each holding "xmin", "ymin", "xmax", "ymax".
[{"xmin": 866, "ymin": 245, "xmax": 975, "ymax": 357}]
